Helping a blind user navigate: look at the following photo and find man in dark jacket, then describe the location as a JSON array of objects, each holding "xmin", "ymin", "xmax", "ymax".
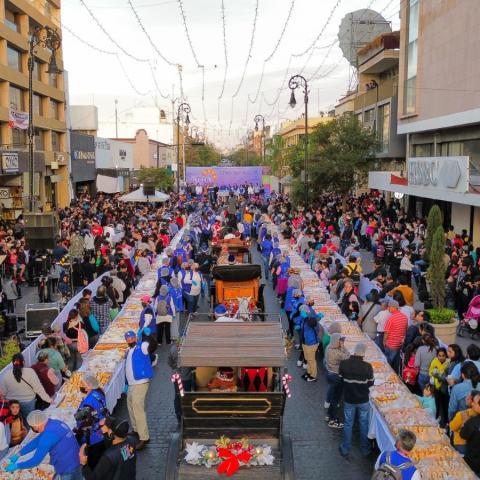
[{"xmin": 338, "ymin": 342, "xmax": 374, "ymax": 459}]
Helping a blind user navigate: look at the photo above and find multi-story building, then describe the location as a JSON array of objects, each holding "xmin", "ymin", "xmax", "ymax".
[
  {"xmin": 276, "ymin": 115, "xmax": 332, "ymax": 176},
  {"xmin": 368, "ymin": 0, "xmax": 480, "ymax": 245},
  {"xmin": 0, "ymin": 0, "xmax": 69, "ymax": 218}
]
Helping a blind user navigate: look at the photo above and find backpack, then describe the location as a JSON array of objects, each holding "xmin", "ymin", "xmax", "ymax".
[
  {"xmin": 156, "ymin": 300, "xmax": 168, "ymax": 317},
  {"xmin": 348, "ymin": 264, "xmax": 361, "ymax": 286},
  {"xmin": 372, "ymin": 453, "xmax": 414, "ymax": 480},
  {"xmin": 402, "ymin": 356, "xmax": 419, "ymax": 386}
]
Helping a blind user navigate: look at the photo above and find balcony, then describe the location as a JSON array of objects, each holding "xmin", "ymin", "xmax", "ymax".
[
  {"xmin": 358, "ymin": 32, "xmax": 400, "ymax": 75},
  {"xmin": 353, "ymin": 77, "xmax": 398, "ymax": 111}
]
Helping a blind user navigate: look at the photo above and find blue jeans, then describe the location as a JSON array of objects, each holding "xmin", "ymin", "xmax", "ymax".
[
  {"xmin": 374, "ymin": 333, "xmax": 384, "ymax": 352},
  {"xmin": 262, "ymin": 256, "xmax": 270, "ymax": 280},
  {"xmin": 19, "ymin": 398, "xmax": 37, "ymax": 423},
  {"xmin": 183, "ymin": 292, "xmax": 199, "ymax": 314},
  {"xmin": 418, "ymin": 373, "xmax": 430, "ymax": 391},
  {"xmin": 56, "ymin": 466, "xmax": 83, "ymax": 480},
  {"xmin": 326, "ymin": 371, "xmax": 343, "ymax": 420},
  {"xmin": 339, "ymin": 402, "xmax": 371, "ymax": 456},
  {"xmin": 384, "ymin": 347, "xmax": 400, "ymax": 372}
]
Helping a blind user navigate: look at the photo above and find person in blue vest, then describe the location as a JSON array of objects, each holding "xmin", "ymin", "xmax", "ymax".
[
  {"xmin": 5, "ymin": 409, "xmax": 82, "ymax": 479},
  {"xmin": 139, "ymin": 295, "xmax": 156, "ymax": 336},
  {"xmin": 124, "ymin": 330, "xmax": 152, "ymax": 451},
  {"xmin": 169, "ymin": 277, "xmax": 184, "ymax": 338},
  {"xmin": 157, "ymin": 264, "xmax": 172, "ymax": 284},
  {"xmin": 374, "ymin": 429, "xmax": 420, "ymax": 479},
  {"xmin": 76, "ymin": 375, "xmax": 108, "ymax": 469},
  {"xmin": 261, "ymin": 233, "xmax": 273, "ymax": 280}
]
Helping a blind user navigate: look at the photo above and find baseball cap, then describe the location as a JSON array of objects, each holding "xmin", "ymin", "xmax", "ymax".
[
  {"xmin": 215, "ymin": 304, "xmax": 227, "ymax": 315},
  {"xmin": 104, "ymin": 416, "xmax": 129, "ymax": 438},
  {"xmin": 124, "ymin": 330, "xmax": 136, "ymax": 340},
  {"xmin": 141, "ymin": 295, "xmax": 151, "ymax": 303},
  {"xmin": 354, "ymin": 342, "xmax": 367, "ymax": 356}
]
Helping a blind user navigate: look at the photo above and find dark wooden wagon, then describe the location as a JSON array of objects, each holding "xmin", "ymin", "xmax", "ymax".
[{"xmin": 165, "ymin": 321, "xmax": 295, "ymax": 479}]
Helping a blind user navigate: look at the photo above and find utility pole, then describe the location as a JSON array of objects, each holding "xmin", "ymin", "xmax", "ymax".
[{"xmin": 115, "ymin": 99, "xmax": 118, "ymax": 138}]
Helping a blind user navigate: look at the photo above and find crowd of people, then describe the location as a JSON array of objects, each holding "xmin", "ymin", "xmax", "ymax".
[{"xmin": 0, "ymin": 185, "xmax": 478, "ymax": 478}]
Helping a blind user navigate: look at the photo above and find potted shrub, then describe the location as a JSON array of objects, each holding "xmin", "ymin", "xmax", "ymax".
[
  {"xmin": 426, "ymin": 225, "xmax": 458, "ymax": 344},
  {"xmin": 0, "ymin": 336, "xmax": 20, "ymax": 370}
]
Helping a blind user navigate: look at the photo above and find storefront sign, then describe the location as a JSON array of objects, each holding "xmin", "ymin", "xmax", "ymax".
[
  {"xmin": 73, "ymin": 150, "xmax": 95, "ymax": 163},
  {"xmin": 407, "ymin": 156, "xmax": 469, "ymax": 193},
  {"xmin": 70, "ymin": 133, "xmax": 96, "ymax": 183},
  {"xmin": 1, "ymin": 152, "xmax": 19, "ymax": 174},
  {"xmin": 95, "ymin": 137, "xmax": 133, "ymax": 170}
]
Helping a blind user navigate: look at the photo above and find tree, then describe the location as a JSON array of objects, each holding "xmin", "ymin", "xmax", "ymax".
[
  {"xmin": 427, "ymin": 226, "xmax": 447, "ymax": 309},
  {"xmin": 187, "ymin": 142, "xmax": 221, "ymax": 166},
  {"xmin": 137, "ymin": 167, "xmax": 174, "ymax": 191},
  {"xmin": 424, "ymin": 205, "xmax": 443, "ymax": 261},
  {"xmin": 289, "ymin": 115, "xmax": 377, "ymax": 205},
  {"xmin": 267, "ymin": 135, "xmax": 285, "ymax": 176},
  {"xmin": 227, "ymin": 148, "xmax": 263, "ymax": 166}
]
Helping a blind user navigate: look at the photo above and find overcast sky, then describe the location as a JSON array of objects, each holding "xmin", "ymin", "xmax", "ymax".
[{"xmin": 62, "ymin": 0, "xmax": 400, "ymax": 149}]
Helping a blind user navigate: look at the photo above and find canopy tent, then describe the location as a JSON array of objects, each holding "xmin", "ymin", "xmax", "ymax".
[{"xmin": 118, "ymin": 188, "xmax": 170, "ymax": 203}]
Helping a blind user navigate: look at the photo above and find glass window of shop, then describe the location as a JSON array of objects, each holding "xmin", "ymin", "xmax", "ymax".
[
  {"xmin": 463, "ymin": 140, "xmax": 480, "ymax": 176},
  {"xmin": 377, "ymin": 103, "xmax": 390, "ymax": 153},
  {"xmin": 9, "ymin": 85, "xmax": 24, "ymax": 110},
  {"xmin": 34, "ymin": 129, "xmax": 44, "ymax": 151},
  {"xmin": 11, "ymin": 129, "xmax": 26, "ymax": 148},
  {"xmin": 5, "ymin": 9, "xmax": 19, "ymax": 32},
  {"xmin": 33, "ymin": 94, "xmax": 43, "ymax": 116},
  {"xmin": 412, "ymin": 143, "xmax": 433, "ymax": 157},
  {"xmin": 404, "ymin": 0, "xmax": 419, "ymax": 114},
  {"xmin": 7, "ymin": 45, "xmax": 22, "ymax": 72}
]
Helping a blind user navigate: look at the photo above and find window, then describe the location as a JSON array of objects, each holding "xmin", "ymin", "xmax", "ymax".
[
  {"xmin": 11, "ymin": 129, "xmax": 26, "ymax": 148},
  {"xmin": 404, "ymin": 0, "xmax": 419, "ymax": 114},
  {"xmin": 50, "ymin": 99, "xmax": 59, "ymax": 119},
  {"xmin": 33, "ymin": 94, "xmax": 43, "ymax": 115},
  {"xmin": 34, "ymin": 129, "xmax": 44, "ymax": 150},
  {"xmin": 9, "ymin": 85, "xmax": 24, "ymax": 110},
  {"xmin": 413, "ymin": 144, "xmax": 433, "ymax": 157},
  {"xmin": 48, "ymin": 73, "xmax": 57, "ymax": 88},
  {"xmin": 33, "ymin": 60, "xmax": 42, "ymax": 81},
  {"xmin": 51, "ymin": 131, "xmax": 60, "ymax": 151},
  {"xmin": 5, "ymin": 9, "xmax": 18, "ymax": 32},
  {"xmin": 364, "ymin": 109, "xmax": 375, "ymax": 129},
  {"xmin": 377, "ymin": 103, "xmax": 391, "ymax": 153},
  {"xmin": 7, "ymin": 45, "xmax": 22, "ymax": 72}
]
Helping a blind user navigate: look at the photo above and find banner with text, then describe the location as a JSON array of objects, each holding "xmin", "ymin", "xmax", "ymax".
[{"xmin": 186, "ymin": 166, "xmax": 263, "ymax": 186}]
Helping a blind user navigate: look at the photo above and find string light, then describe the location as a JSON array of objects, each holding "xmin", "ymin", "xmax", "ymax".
[
  {"xmin": 218, "ymin": 0, "xmax": 228, "ymax": 101},
  {"xmin": 78, "ymin": 0, "xmax": 150, "ymax": 63},
  {"xmin": 62, "ymin": 23, "xmax": 116, "ymax": 55},
  {"xmin": 116, "ymin": 55, "xmax": 152, "ymax": 96},
  {"xmin": 177, "ymin": 0, "xmax": 201, "ymax": 67},
  {"xmin": 149, "ymin": 61, "xmax": 171, "ymax": 99},
  {"xmin": 127, "ymin": 0, "xmax": 176, "ymax": 66}
]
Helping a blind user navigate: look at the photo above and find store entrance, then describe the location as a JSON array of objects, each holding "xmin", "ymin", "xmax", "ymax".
[{"xmin": 407, "ymin": 196, "xmax": 452, "ymax": 226}]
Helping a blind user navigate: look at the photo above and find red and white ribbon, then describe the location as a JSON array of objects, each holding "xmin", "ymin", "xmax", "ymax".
[
  {"xmin": 282, "ymin": 373, "xmax": 292, "ymax": 398},
  {"xmin": 171, "ymin": 372, "xmax": 185, "ymax": 397}
]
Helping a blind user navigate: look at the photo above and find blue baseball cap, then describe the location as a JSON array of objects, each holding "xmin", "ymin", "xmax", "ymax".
[
  {"xmin": 124, "ymin": 330, "xmax": 136, "ymax": 340},
  {"xmin": 215, "ymin": 304, "xmax": 227, "ymax": 315}
]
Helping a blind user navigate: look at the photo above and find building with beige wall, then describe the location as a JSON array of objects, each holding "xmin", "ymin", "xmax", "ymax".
[
  {"xmin": 369, "ymin": 0, "xmax": 480, "ymax": 245},
  {"xmin": 0, "ymin": 0, "xmax": 69, "ymax": 218}
]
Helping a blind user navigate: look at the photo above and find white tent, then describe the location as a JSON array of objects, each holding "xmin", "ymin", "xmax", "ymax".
[{"xmin": 118, "ymin": 188, "xmax": 170, "ymax": 203}]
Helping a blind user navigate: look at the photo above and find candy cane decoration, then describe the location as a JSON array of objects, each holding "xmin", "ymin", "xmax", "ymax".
[
  {"xmin": 282, "ymin": 373, "xmax": 292, "ymax": 398},
  {"xmin": 171, "ymin": 373, "xmax": 185, "ymax": 397}
]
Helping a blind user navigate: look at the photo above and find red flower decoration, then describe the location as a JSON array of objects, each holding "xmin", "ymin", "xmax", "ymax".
[{"xmin": 216, "ymin": 447, "xmax": 252, "ymax": 476}]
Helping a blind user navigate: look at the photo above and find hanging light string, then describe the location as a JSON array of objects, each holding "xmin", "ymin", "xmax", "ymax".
[
  {"xmin": 116, "ymin": 55, "xmax": 152, "ymax": 96},
  {"xmin": 149, "ymin": 61, "xmax": 171, "ymax": 99},
  {"xmin": 217, "ymin": 0, "xmax": 228, "ymax": 124},
  {"xmin": 177, "ymin": 0, "xmax": 201, "ymax": 67},
  {"xmin": 62, "ymin": 23, "xmax": 116, "ymax": 55},
  {"xmin": 78, "ymin": 0, "xmax": 150, "ymax": 63},
  {"xmin": 127, "ymin": 0, "xmax": 176, "ymax": 66}
]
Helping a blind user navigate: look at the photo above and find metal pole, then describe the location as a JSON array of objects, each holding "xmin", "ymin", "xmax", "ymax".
[
  {"xmin": 263, "ymin": 119, "xmax": 266, "ymax": 164},
  {"xmin": 176, "ymin": 119, "xmax": 180, "ymax": 193},
  {"xmin": 156, "ymin": 141, "xmax": 159, "ymax": 169},
  {"xmin": 115, "ymin": 99, "xmax": 118, "ymax": 138},
  {"xmin": 182, "ymin": 127, "xmax": 186, "ymax": 183},
  {"xmin": 28, "ymin": 38, "xmax": 35, "ymax": 212},
  {"xmin": 304, "ymin": 87, "xmax": 308, "ymax": 206}
]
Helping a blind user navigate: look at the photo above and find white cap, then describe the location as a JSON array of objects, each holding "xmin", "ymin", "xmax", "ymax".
[{"xmin": 27, "ymin": 410, "xmax": 48, "ymax": 427}]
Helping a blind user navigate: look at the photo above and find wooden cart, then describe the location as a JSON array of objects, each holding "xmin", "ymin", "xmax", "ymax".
[
  {"xmin": 210, "ymin": 264, "xmax": 264, "ymax": 315},
  {"xmin": 165, "ymin": 321, "xmax": 295, "ymax": 479},
  {"xmin": 212, "ymin": 239, "xmax": 252, "ymax": 265}
]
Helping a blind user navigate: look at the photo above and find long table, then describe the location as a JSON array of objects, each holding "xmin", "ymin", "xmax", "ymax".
[{"xmin": 267, "ymin": 222, "xmax": 477, "ymax": 480}]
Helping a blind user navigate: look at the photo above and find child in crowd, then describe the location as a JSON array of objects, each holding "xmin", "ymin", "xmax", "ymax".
[
  {"xmin": 429, "ymin": 347, "xmax": 450, "ymax": 426},
  {"xmin": 9, "ymin": 400, "xmax": 27, "ymax": 448},
  {"xmin": 416, "ymin": 384, "xmax": 437, "ymax": 418}
]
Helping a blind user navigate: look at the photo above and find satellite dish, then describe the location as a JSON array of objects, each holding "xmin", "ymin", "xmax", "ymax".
[{"xmin": 338, "ymin": 9, "xmax": 391, "ymax": 67}]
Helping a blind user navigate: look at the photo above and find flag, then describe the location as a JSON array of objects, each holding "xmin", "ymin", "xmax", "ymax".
[{"xmin": 8, "ymin": 108, "xmax": 29, "ymax": 130}]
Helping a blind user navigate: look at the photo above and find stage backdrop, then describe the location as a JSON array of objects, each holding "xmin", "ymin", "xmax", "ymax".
[{"xmin": 186, "ymin": 166, "xmax": 263, "ymax": 186}]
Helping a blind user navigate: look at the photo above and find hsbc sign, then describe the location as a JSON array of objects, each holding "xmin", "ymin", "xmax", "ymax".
[{"xmin": 407, "ymin": 156, "xmax": 469, "ymax": 193}]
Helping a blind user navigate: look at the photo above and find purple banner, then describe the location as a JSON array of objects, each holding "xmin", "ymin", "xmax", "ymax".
[{"xmin": 186, "ymin": 167, "xmax": 263, "ymax": 187}]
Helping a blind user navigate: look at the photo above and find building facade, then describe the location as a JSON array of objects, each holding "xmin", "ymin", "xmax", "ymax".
[
  {"xmin": 0, "ymin": 0, "xmax": 69, "ymax": 217},
  {"xmin": 369, "ymin": 0, "xmax": 480, "ymax": 244},
  {"xmin": 70, "ymin": 131, "xmax": 96, "ymax": 197}
]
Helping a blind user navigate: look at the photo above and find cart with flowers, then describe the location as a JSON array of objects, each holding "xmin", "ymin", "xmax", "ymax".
[{"xmin": 165, "ymin": 321, "xmax": 294, "ymax": 479}]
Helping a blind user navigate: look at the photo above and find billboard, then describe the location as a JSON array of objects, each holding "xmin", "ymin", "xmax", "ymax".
[{"xmin": 186, "ymin": 166, "xmax": 263, "ymax": 186}]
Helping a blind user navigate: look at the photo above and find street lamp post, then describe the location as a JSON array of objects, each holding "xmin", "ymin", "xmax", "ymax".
[
  {"xmin": 254, "ymin": 114, "xmax": 266, "ymax": 164},
  {"xmin": 176, "ymin": 102, "xmax": 190, "ymax": 193},
  {"xmin": 288, "ymin": 74, "xmax": 309, "ymax": 206},
  {"xmin": 28, "ymin": 26, "xmax": 61, "ymax": 212}
]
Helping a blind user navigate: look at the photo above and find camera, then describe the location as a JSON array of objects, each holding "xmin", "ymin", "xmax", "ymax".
[{"xmin": 74, "ymin": 405, "xmax": 109, "ymax": 435}]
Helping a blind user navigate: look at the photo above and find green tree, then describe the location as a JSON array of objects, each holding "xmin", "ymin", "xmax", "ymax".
[
  {"xmin": 227, "ymin": 148, "xmax": 262, "ymax": 166},
  {"xmin": 308, "ymin": 115, "xmax": 377, "ymax": 202},
  {"xmin": 137, "ymin": 167, "xmax": 174, "ymax": 191},
  {"xmin": 427, "ymin": 226, "xmax": 447, "ymax": 309},
  {"xmin": 187, "ymin": 142, "xmax": 221, "ymax": 167},
  {"xmin": 424, "ymin": 205, "xmax": 443, "ymax": 261}
]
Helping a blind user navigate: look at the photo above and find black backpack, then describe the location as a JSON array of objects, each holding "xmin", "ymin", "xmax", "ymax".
[{"xmin": 371, "ymin": 452, "xmax": 413, "ymax": 480}]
